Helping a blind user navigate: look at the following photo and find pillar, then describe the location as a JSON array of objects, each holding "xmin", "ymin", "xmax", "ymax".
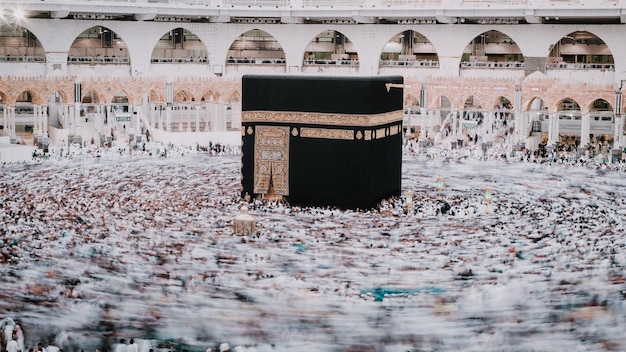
[
  {"xmin": 195, "ymin": 105, "xmax": 200, "ymax": 132},
  {"xmin": 231, "ymin": 101, "xmax": 242, "ymax": 132},
  {"xmin": 204, "ymin": 103, "xmax": 210, "ymax": 132},
  {"xmin": 9, "ymin": 105, "xmax": 15, "ymax": 138},
  {"xmin": 580, "ymin": 113, "xmax": 590, "ymax": 147},
  {"xmin": 613, "ymin": 115, "xmax": 623, "ymax": 149},
  {"xmin": 43, "ymin": 105, "xmax": 49, "ymax": 138},
  {"xmin": 165, "ymin": 106, "xmax": 172, "ymax": 132},
  {"xmin": 419, "ymin": 108, "xmax": 427, "ymax": 141},
  {"xmin": 548, "ymin": 113, "xmax": 558, "ymax": 146}
]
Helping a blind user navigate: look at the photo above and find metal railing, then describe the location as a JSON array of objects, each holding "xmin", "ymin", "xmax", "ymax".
[
  {"xmin": 68, "ymin": 56, "xmax": 130, "ymax": 63},
  {"xmin": 461, "ymin": 61, "xmax": 524, "ymax": 69},
  {"xmin": 380, "ymin": 59, "xmax": 439, "ymax": 67},
  {"xmin": 546, "ymin": 62, "xmax": 615, "ymax": 70},
  {"xmin": 0, "ymin": 56, "xmax": 45, "ymax": 63},
  {"xmin": 303, "ymin": 59, "xmax": 359, "ymax": 66},
  {"xmin": 151, "ymin": 57, "xmax": 209, "ymax": 63}
]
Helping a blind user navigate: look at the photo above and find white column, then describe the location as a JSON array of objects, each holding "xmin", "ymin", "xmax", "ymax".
[
  {"xmin": 419, "ymin": 108, "xmax": 427, "ymax": 141},
  {"xmin": 178, "ymin": 106, "xmax": 183, "ymax": 131},
  {"xmin": 33, "ymin": 105, "xmax": 40, "ymax": 137},
  {"xmin": 613, "ymin": 115, "xmax": 623, "ymax": 149},
  {"xmin": 74, "ymin": 102, "xmax": 81, "ymax": 136},
  {"xmin": 9, "ymin": 105, "xmax": 15, "ymax": 137},
  {"xmin": 205, "ymin": 103, "xmax": 212, "ymax": 131},
  {"xmin": 451, "ymin": 111, "xmax": 458, "ymax": 139},
  {"xmin": 580, "ymin": 113, "xmax": 590, "ymax": 147},
  {"xmin": 165, "ymin": 106, "xmax": 172, "ymax": 132},
  {"xmin": 3, "ymin": 105, "xmax": 7, "ymax": 132},
  {"xmin": 548, "ymin": 113, "xmax": 558, "ymax": 146},
  {"xmin": 195, "ymin": 105, "xmax": 200, "ymax": 132},
  {"xmin": 513, "ymin": 111, "xmax": 522, "ymax": 144},
  {"xmin": 231, "ymin": 102, "xmax": 242, "ymax": 132},
  {"xmin": 187, "ymin": 105, "xmax": 192, "ymax": 132},
  {"xmin": 43, "ymin": 105, "xmax": 49, "ymax": 137}
]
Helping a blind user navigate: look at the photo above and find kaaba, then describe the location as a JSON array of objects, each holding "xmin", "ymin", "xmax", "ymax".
[{"xmin": 241, "ymin": 75, "xmax": 404, "ymax": 209}]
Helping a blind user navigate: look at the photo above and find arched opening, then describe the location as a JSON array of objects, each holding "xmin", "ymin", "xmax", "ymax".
[
  {"xmin": 380, "ymin": 30, "xmax": 438, "ymax": 68},
  {"xmin": 15, "ymin": 91, "xmax": 35, "ymax": 140},
  {"xmin": 0, "ymin": 24, "xmax": 44, "ymax": 62},
  {"xmin": 548, "ymin": 31, "xmax": 614, "ymax": 70},
  {"xmin": 462, "ymin": 30, "xmax": 524, "ymax": 68},
  {"xmin": 589, "ymin": 98, "xmax": 613, "ymax": 121},
  {"xmin": 226, "ymin": 29, "xmax": 286, "ymax": 70},
  {"xmin": 68, "ymin": 26, "xmax": 128, "ymax": 63},
  {"xmin": 150, "ymin": 27, "xmax": 208, "ymax": 63},
  {"xmin": 47, "ymin": 91, "xmax": 66, "ymax": 129},
  {"xmin": 526, "ymin": 97, "xmax": 547, "ymax": 134},
  {"xmin": 438, "ymin": 96, "xmax": 452, "ymax": 118},
  {"xmin": 303, "ymin": 30, "xmax": 359, "ymax": 72}
]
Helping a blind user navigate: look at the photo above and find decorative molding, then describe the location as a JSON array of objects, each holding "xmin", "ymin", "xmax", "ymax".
[
  {"xmin": 301, "ymin": 127, "xmax": 353, "ymax": 140},
  {"xmin": 242, "ymin": 110, "xmax": 403, "ymax": 127}
]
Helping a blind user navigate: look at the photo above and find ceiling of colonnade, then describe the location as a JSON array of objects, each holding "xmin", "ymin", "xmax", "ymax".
[
  {"xmin": 548, "ymin": 31, "xmax": 614, "ymax": 65},
  {"xmin": 227, "ymin": 29, "xmax": 285, "ymax": 63},
  {"xmin": 381, "ymin": 30, "xmax": 438, "ymax": 62},
  {"xmin": 68, "ymin": 26, "xmax": 128, "ymax": 61},
  {"xmin": 304, "ymin": 30, "xmax": 358, "ymax": 62},
  {"xmin": 151, "ymin": 27, "xmax": 208, "ymax": 63},
  {"xmin": 462, "ymin": 30, "xmax": 523, "ymax": 64}
]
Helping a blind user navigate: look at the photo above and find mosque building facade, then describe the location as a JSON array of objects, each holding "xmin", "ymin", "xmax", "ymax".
[{"xmin": 0, "ymin": 0, "xmax": 625, "ymax": 154}]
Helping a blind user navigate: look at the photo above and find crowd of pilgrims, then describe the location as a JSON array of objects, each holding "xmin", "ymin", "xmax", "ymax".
[{"xmin": 1, "ymin": 136, "xmax": 626, "ymax": 352}]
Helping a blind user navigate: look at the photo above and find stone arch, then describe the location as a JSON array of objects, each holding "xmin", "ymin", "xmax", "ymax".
[
  {"xmin": 14, "ymin": 90, "xmax": 36, "ymax": 120},
  {"xmin": 68, "ymin": 26, "xmax": 129, "ymax": 62},
  {"xmin": 380, "ymin": 30, "xmax": 438, "ymax": 64},
  {"xmin": 463, "ymin": 95, "xmax": 483, "ymax": 109},
  {"xmin": 200, "ymin": 89, "xmax": 218, "ymax": 103},
  {"xmin": 556, "ymin": 97, "xmax": 581, "ymax": 112},
  {"xmin": 0, "ymin": 91, "xmax": 10, "ymax": 105},
  {"xmin": 173, "ymin": 89, "xmax": 195, "ymax": 103},
  {"xmin": 493, "ymin": 95, "xmax": 514, "ymax": 110},
  {"xmin": 429, "ymin": 95, "xmax": 453, "ymax": 118},
  {"xmin": 548, "ymin": 31, "xmax": 614, "ymax": 67},
  {"xmin": 15, "ymin": 90, "xmax": 37, "ymax": 104},
  {"xmin": 226, "ymin": 28, "xmax": 286, "ymax": 65},
  {"xmin": 81, "ymin": 90, "xmax": 103, "ymax": 104},
  {"xmin": 524, "ymin": 96, "xmax": 547, "ymax": 112},
  {"xmin": 303, "ymin": 30, "xmax": 359, "ymax": 63},
  {"xmin": 47, "ymin": 90, "xmax": 69, "ymax": 104},
  {"xmin": 587, "ymin": 98, "xmax": 613, "ymax": 112},
  {"xmin": 111, "ymin": 90, "xmax": 130, "ymax": 108},
  {"xmin": 588, "ymin": 98, "xmax": 614, "ymax": 122},
  {"xmin": 146, "ymin": 90, "xmax": 162, "ymax": 104},
  {"xmin": 150, "ymin": 27, "xmax": 209, "ymax": 63},
  {"xmin": 226, "ymin": 90, "xmax": 241, "ymax": 104},
  {"xmin": 461, "ymin": 30, "xmax": 524, "ymax": 66},
  {"xmin": 0, "ymin": 22, "xmax": 44, "ymax": 59},
  {"xmin": 404, "ymin": 93, "xmax": 419, "ymax": 108}
]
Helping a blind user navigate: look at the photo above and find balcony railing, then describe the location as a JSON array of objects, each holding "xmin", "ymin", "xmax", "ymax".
[
  {"xmin": 303, "ymin": 59, "xmax": 359, "ymax": 66},
  {"xmin": 226, "ymin": 58, "xmax": 286, "ymax": 64},
  {"xmin": 0, "ymin": 56, "xmax": 45, "ymax": 63},
  {"xmin": 68, "ymin": 56, "xmax": 130, "ymax": 63},
  {"xmin": 380, "ymin": 59, "xmax": 439, "ymax": 67},
  {"xmin": 546, "ymin": 62, "xmax": 615, "ymax": 70},
  {"xmin": 461, "ymin": 61, "xmax": 524, "ymax": 69},
  {"xmin": 151, "ymin": 57, "xmax": 209, "ymax": 63}
]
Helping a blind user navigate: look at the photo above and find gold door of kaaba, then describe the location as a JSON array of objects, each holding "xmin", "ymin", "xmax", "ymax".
[{"xmin": 253, "ymin": 126, "xmax": 290, "ymax": 196}]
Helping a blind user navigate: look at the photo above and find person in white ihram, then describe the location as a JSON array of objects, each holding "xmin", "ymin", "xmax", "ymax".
[
  {"xmin": 46, "ymin": 341, "xmax": 60, "ymax": 352},
  {"xmin": 6, "ymin": 335, "xmax": 19, "ymax": 352},
  {"xmin": 127, "ymin": 339, "xmax": 138, "ymax": 352}
]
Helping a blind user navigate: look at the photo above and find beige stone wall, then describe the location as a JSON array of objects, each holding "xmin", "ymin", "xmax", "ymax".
[{"xmin": 0, "ymin": 75, "xmax": 618, "ymax": 113}]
